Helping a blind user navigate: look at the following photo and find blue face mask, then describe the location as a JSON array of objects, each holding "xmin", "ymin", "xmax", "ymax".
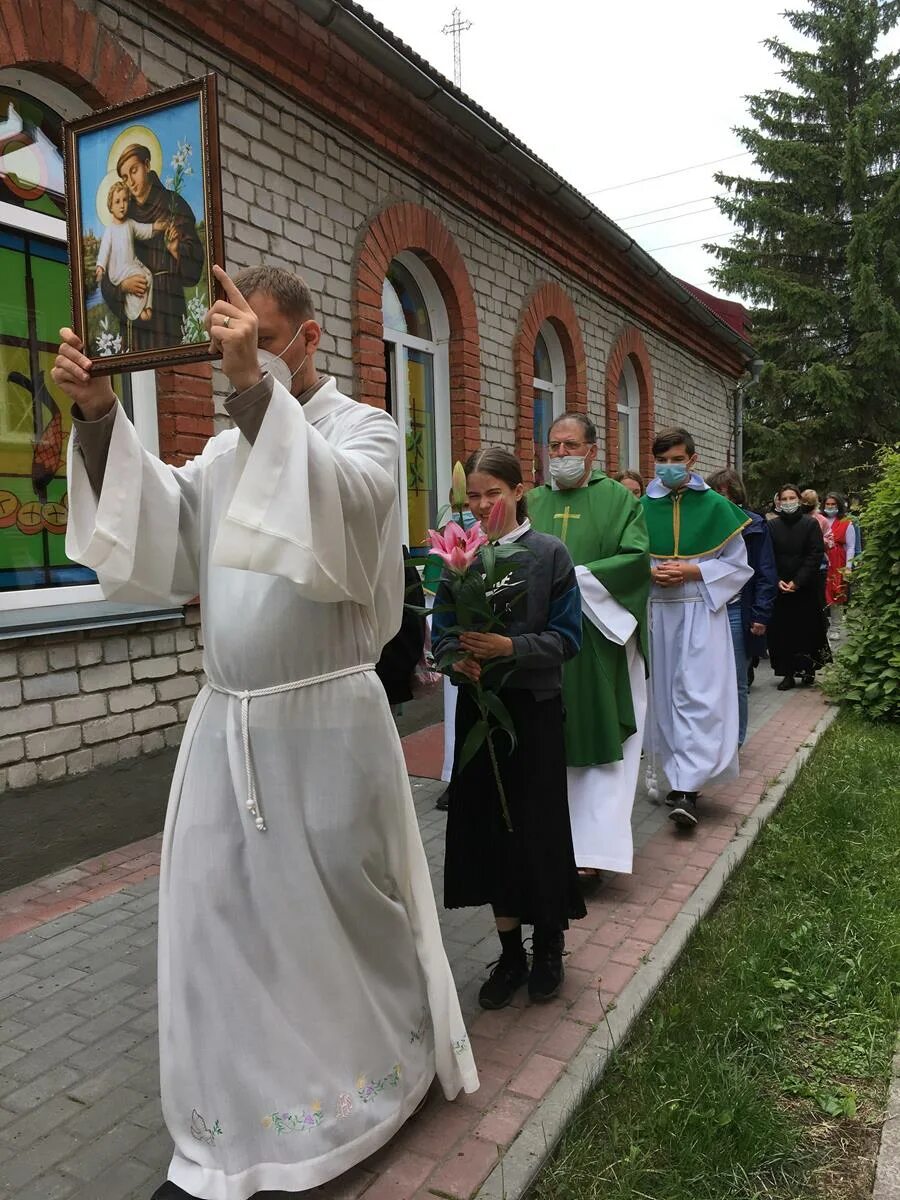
[{"xmin": 655, "ymin": 463, "xmax": 690, "ymax": 489}]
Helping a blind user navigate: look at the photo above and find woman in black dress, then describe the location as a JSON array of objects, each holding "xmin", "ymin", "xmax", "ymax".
[
  {"xmin": 767, "ymin": 483, "xmax": 830, "ymax": 689},
  {"xmin": 432, "ymin": 448, "xmax": 585, "ymax": 1010}
]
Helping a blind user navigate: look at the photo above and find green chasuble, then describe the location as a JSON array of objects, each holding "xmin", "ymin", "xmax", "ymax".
[
  {"xmin": 639, "ymin": 486, "xmax": 749, "ymax": 559},
  {"xmin": 528, "ymin": 473, "xmax": 651, "ymax": 768}
]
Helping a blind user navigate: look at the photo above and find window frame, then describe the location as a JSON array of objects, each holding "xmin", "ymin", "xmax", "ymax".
[
  {"xmin": 616, "ymin": 355, "xmax": 641, "ymax": 470},
  {"xmin": 381, "ymin": 251, "xmax": 451, "ymax": 554},
  {"xmin": 0, "ymin": 72, "xmax": 159, "ymax": 617},
  {"xmin": 532, "ymin": 322, "xmax": 567, "ymax": 484}
]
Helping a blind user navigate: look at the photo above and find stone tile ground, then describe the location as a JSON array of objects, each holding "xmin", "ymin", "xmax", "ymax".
[{"xmin": 0, "ymin": 680, "xmax": 829, "ymax": 1200}]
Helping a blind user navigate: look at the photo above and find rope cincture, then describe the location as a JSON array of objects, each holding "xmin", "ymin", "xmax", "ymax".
[{"xmin": 208, "ymin": 662, "xmax": 376, "ymax": 833}]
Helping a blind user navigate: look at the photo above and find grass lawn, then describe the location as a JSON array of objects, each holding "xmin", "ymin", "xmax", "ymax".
[{"xmin": 533, "ymin": 713, "xmax": 900, "ymax": 1200}]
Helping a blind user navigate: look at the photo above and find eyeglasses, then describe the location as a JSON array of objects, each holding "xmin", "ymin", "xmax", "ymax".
[{"xmin": 548, "ymin": 440, "xmax": 590, "ymax": 453}]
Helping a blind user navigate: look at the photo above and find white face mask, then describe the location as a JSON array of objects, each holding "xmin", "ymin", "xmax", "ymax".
[
  {"xmin": 548, "ymin": 454, "xmax": 589, "ymax": 489},
  {"xmin": 780, "ymin": 500, "xmax": 800, "ymax": 514},
  {"xmin": 258, "ymin": 322, "xmax": 309, "ymax": 392}
]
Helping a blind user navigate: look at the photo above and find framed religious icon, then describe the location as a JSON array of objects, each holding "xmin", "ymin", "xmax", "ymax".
[{"xmin": 63, "ymin": 75, "xmax": 224, "ymax": 375}]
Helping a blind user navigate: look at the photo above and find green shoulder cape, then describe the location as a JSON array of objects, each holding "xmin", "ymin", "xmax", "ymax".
[
  {"xmin": 640, "ymin": 486, "xmax": 749, "ymax": 559},
  {"xmin": 528, "ymin": 473, "xmax": 651, "ymax": 767}
]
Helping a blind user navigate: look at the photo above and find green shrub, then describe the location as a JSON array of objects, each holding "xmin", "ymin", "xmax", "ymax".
[{"xmin": 822, "ymin": 446, "xmax": 900, "ymax": 721}]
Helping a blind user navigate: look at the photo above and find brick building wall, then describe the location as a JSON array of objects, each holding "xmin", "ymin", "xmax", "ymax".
[{"xmin": 0, "ymin": 0, "xmax": 749, "ymax": 794}]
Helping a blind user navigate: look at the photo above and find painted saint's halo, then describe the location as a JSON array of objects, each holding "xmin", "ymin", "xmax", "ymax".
[{"xmin": 94, "ymin": 124, "xmax": 163, "ymax": 225}]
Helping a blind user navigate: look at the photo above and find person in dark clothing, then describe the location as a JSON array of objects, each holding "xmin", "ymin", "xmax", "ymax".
[
  {"xmin": 375, "ymin": 547, "xmax": 426, "ymax": 709},
  {"xmin": 432, "ymin": 448, "xmax": 585, "ymax": 1010},
  {"xmin": 707, "ymin": 469, "xmax": 778, "ymax": 744},
  {"xmin": 767, "ymin": 484, "xmax": 830, "ymax": 689}
]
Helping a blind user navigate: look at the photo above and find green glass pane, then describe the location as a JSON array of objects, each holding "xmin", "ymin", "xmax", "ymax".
[
  {"xmin": 31, "ymin": 256, "xmax": 70, "ymax": 347},
  {"xmin": 0, "ymin": 246, "xmax": 28, "ymax": 339},
  {"xmin": 0, "ymin": 88, "xmax": 66, "ymax": 218}
]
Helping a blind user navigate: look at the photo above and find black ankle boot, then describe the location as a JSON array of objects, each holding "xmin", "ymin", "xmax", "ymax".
[
  {"xmin": 479, "ymin": 927, "xmax": 528, "ymax": 1010},
  {"xmin": 529, "ymin": 927, "xmax": 565, "ymax": 1001},
  {"xmin": 150, "ymin": 1183, "xmax": 198, "ymax": 1199}
]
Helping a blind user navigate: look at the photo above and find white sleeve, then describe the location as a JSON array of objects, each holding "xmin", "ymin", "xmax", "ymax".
[
  {"xmin": 697, "ymin": 534, "xmax": 753, "ymax": 612},
  {"xmin": 96, "ymin": 230, "xmax": 111, "ymax": 271},
  {"xmin": 131, "ymin": 219, "xmax": 156, "ymax": 241},
  {"xmin": 575, "ymin": 564, "xmax": 638, "ymax": 646},
  {"xmin": 844, "ymin": 522, "xmax": 856, "ymax": 563},
  {"xmin": 212, "ymin": 378, "xmax": 404, "ymax": 644},
  {"xmin": 66, "ymin": 402, "xmax": 204, "ymax": 605}
]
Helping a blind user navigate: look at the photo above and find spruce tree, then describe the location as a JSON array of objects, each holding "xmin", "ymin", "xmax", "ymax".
[{"xmin": 709, "ymin": 0, "xmax": 900, "ymax": 503}]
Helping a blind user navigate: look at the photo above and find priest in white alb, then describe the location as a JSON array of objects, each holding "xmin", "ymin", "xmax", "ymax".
[
  {"xmin": 52, "ymin": 264, "xmax": 478, "ymax": 1200},
  {"xmin": 640, "ymin": 426, "xmax": 753, "ymax": 831}
]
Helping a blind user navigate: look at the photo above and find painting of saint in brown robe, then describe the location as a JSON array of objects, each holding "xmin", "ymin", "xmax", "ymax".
[{"xmin": 99, "ymin": 143, "xmax": 205, "ymax": 350}]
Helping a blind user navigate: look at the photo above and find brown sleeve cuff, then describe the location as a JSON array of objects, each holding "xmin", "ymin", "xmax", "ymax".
[
  {"xmin": 71, "ymin": 402, "xmax": 118, "ymax": 496},
  {"xmin": 224, "ymin": 374, "xmax": 274, "ymax": 445}
]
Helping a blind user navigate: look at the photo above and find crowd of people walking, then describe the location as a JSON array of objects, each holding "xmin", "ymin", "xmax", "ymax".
[{"xmin": 51, "ymin": 265, "xmax": 862, "ymax": 1200}]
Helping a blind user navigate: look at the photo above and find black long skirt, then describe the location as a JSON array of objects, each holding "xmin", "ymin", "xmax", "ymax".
[
  {"xmin": 444, "ymin": 688, "xmax": 586, "ymax": 929},
  {"xmin": 767, "ymin": 584, "xmax": 831, "ymax": 677}
]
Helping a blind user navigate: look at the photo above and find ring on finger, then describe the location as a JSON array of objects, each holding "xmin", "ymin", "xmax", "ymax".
[{"xmin": 222, "ymin": 315, "xmax": 231, "ymax": 329}]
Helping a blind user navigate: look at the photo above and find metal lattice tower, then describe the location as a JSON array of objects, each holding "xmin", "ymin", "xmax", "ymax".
[{"xmin": 442, "ymin": 7, "xmax": 472, "ymax": 88}]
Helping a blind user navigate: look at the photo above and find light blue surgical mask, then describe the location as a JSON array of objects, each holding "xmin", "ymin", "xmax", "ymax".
[
  {"xmin": 823, "ymin": 506, "xmax": 839, "ymax": 517},
  {"xmin": 655, "ymin": 463, "xmax": 690, "ymax": 489}
]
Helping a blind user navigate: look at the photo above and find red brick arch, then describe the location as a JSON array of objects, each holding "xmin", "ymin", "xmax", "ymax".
[
  {"xmin": 352, "ymin": 202, "xmax": 480, "ymax": 462},
  {"xmin": 514, "ymin": 282, "xmax": 587, "ymax": 483},
  {"xmin": 605, "ymin": 326, "xmax": 655, "ymax": 481},
  {"xmin": 0, "ymin": 0, "xmax": 150, "ymax": 107}
]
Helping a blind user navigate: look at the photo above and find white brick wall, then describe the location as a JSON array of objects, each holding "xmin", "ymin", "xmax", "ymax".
[{"xmin": 0, "ymin": 609, "xmax": 204, "ymax": 795}]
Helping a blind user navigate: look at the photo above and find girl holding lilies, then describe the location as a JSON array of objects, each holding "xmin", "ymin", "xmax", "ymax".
[{"xmin": 432, "ymin": 448, "xmax": 585, "ymax": 1010}]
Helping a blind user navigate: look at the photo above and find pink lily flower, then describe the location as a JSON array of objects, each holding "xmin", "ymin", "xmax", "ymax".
[
  {"xmin": 426, "ymin": 521, "xmax": 488, "ymax": 573},
  {"xmin": 484, "ymin": 497, "xmax": 508, "ymax": 541}
]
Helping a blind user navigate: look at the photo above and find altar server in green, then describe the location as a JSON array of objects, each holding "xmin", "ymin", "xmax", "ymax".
[
  {"xmin": 528, "ymin": 414, "xmax": 651, "ymax": 877},
  {"xmin": 641, "ymin": 427, "xmax": 752, "ymax": 831}
]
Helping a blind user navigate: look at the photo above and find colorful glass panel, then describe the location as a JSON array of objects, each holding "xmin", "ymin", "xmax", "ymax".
[
  {"xmin": 533, "ymin": 386, "xmax": 553, "ymax": 486},
  {"xmin": 0, "ymin": 227, "xmax": 130, "ymax": 592},
  {"xmin": 387, "ymin": 260, "xmax": 432, "ymax": 341},
  {"xmin": 405, "ymin": 347, "xmax": 437, "ymax": 556},
  {"xmin": 0, "ymin": 89, "xmax": 66, "ymax": 220}
]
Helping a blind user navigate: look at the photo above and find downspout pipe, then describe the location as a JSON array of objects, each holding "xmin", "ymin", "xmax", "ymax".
[{"xmin": 295, "ymin": 0, "xmax": 758, "ymax": 368}]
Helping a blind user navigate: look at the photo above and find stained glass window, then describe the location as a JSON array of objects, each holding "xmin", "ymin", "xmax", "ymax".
[
  {"xmin": 384, "ymin": 261, "xmax": 432, "ymax": 341},
  {"xmin": 0, "ymin": 88, "xmax": 66, "ymax": 220},
  {"xmin": 0, "ymin": 227, "xmax": 131, "ymax": 592},
  {"xmin": 533, "ymin": 332, "xmax": 552, "ymax": 383}
]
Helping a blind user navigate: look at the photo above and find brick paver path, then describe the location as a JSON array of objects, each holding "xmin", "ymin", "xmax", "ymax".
[{"xmin": 0, "ymin": 682, "xmax": 829, "ymax": 1200}]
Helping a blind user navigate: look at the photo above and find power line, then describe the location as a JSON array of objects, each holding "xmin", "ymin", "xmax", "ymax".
[
  {"xmin": 613, "ymin": 194, "xmax": 714, "ymax": 223},
  {"xmin": 584, "ymin": 152, "xmax": 751, "ymax": 196},
  {"xmin": 622, "ymin": 205, "xmax": 718, "ymax": 232},
  {"xmin": 646, "ymin": 231, "xmax": 735, "ymax": 252}
]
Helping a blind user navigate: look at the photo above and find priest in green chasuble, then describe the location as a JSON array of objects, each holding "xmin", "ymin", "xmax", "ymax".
[
  {"xmin": 528, "ymin": 414, "xmax": 651, "ymax": 876},
  {"xmin": 640, "ymin": 427, "xmax": 752, "ymax": 832}
]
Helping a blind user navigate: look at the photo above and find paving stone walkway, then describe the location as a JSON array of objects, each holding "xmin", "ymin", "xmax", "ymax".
[{"xmin": 0, "ymin": 679, "xmax": 829, "ymax": 1200}]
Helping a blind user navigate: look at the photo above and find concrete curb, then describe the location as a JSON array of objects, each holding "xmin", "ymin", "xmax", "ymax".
[
  {"xmin": 474, "ymin": 703, "xmax": 841, "ymax": 1200},
  {"xmin": 874, "ymin": 1036, "xmax": 900, "ymax": 1200}
]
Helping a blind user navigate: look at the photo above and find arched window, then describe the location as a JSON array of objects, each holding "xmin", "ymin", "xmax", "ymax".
[
  {"xmin": 0, "ymin": 72, "xmax": 157, "ymax": 615},
  {"xmin": 532, "ymin": 322, "xmax": 566, "ymax": 486},
  {"xmin": 616, "ymin": 356, "xmax": 641, "ymax": 470},
  {"xmin": 382, "ymin": 253, "xmax": 451, "ymax": 556}
]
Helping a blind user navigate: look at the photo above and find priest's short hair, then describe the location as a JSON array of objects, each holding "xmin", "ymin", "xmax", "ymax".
[
  {"xmin": 548, "ymin": 412, "xmax": 597, "ymax": 444},
  {"xmin": 234, "ymin": 265, "xmax": 316, "ymax": 324}
]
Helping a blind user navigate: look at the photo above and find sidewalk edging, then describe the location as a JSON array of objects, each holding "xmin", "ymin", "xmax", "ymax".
[
  {"xmin": 474, "ymin": 704, "xmax": 840, "ymax": 1200},
  {"xmin": 873, "ymin": 1035, "xmax": 900, "ymax": 1200}
]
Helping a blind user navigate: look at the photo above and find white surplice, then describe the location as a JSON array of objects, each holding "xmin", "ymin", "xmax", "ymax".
[
  {"xmin": 66, "ymin": 376, "xmax": 478, "ymax": 1200},
  {"xmin": 566, "ymin": 566, "xmax": 647, "ymax": 873},
  {"xmin": 644, "ymin": 477, "xmax": 753, "ymax": 795}
]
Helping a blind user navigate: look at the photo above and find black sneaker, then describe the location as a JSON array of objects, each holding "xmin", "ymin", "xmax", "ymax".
[
  {"xmin": 800, "ymin": 673, "xmax": 815, "ymax": 687},
  {"xmin": 529, "ymin": 930, "xmax": 565, "ymax": 1002},
  {"xmin": 668, "ymin": 793, "xmax": 699, "ymax": 829},
  {"xmin": 435, "ymin": 787, "xmax": 450, "ymax": 812},
  {"xmin": 150, "ymin": 1183, "xmax": 198, "ymax": 1199},
  {"xmin": 777, "ymin": 675, "xmax": 796, "ymax": 691},
  {"xmin": 665, "ymin": 790, "xmax": 680, "ymax": 807},
  {"xmin": 478, "ymin": 953, "xmax": 528, "ymax": 1010}
]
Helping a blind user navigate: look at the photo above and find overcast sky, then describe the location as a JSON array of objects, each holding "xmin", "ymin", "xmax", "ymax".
[{"xmin": 358, "ymin": 1, "xmax": 887, "ymax": 302}]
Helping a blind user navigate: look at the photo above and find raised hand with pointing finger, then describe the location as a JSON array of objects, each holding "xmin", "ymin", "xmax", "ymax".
[{"xmin": 204, "ymin": 264, "xmax": 262, "ymax": 394}]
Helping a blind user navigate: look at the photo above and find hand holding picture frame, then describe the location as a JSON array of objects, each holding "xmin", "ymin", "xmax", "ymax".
[{"xmin": 63, "ymin": 75, "xmax": 225, "ymax": 375}]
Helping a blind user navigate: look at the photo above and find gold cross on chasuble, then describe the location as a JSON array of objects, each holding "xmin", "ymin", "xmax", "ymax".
[{"xmin": 553, "ymin": 506, "xmax": 581, "ymax": 543}]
